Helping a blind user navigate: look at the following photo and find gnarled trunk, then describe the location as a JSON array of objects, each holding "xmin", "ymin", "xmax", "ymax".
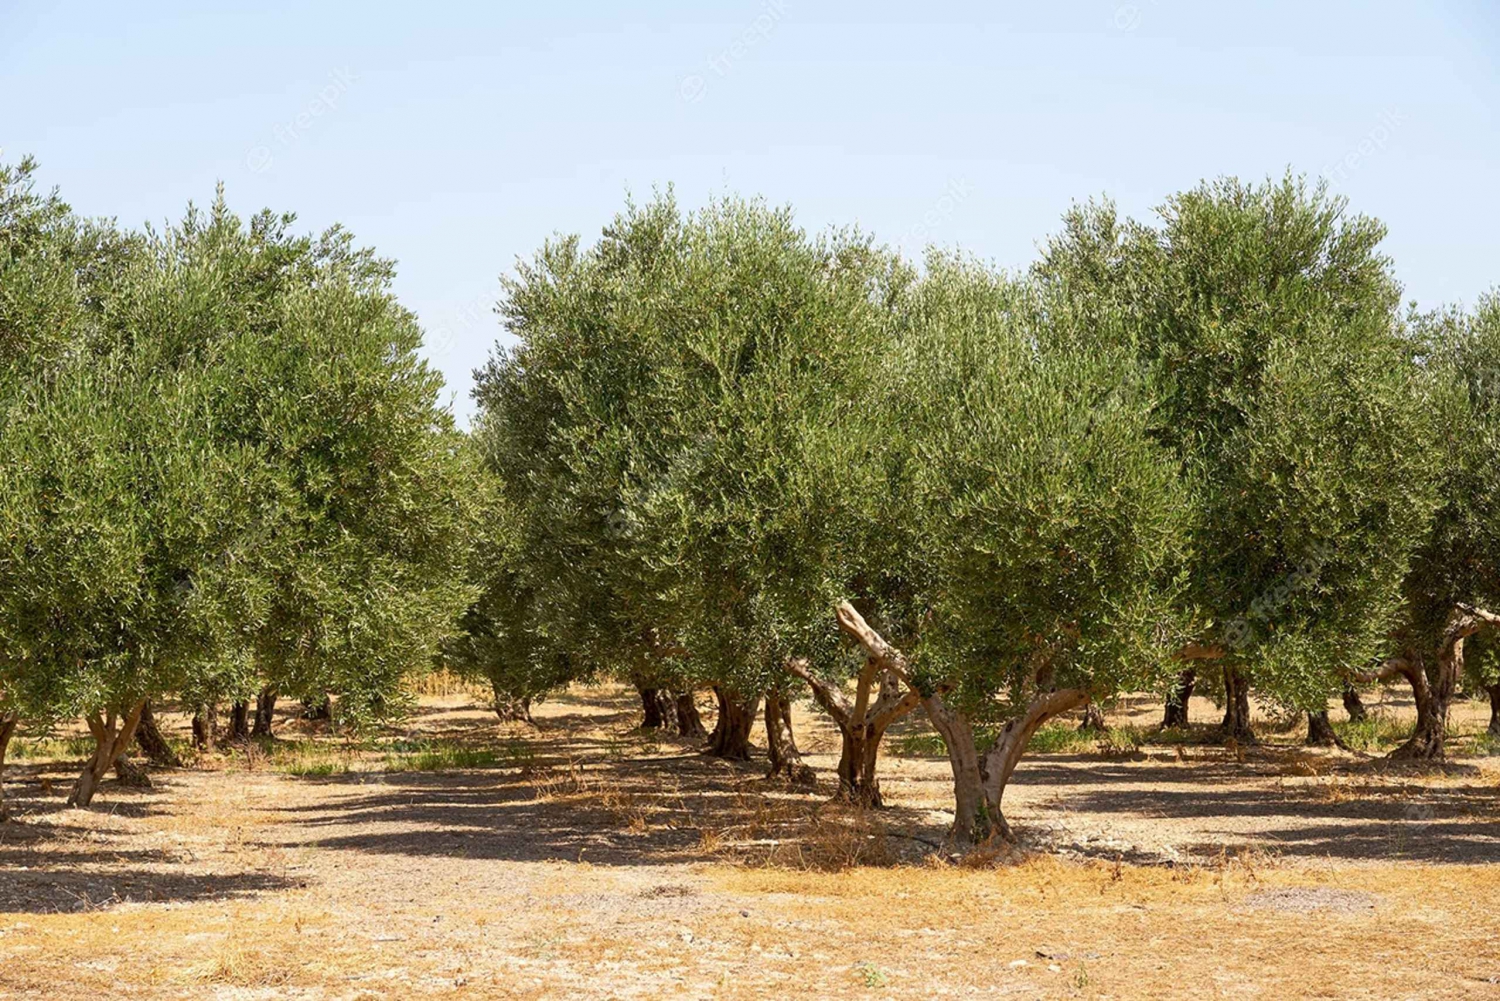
[
  {"xmin": 1078, "ymin": 702, "xmax": 1106, "ymax": 732},
  {"xmin": 674, "ymin": 690, "xmax": 707, "ymax": 739},
  {"xmin": 764, "ymin": 691, "xmax": 815, "ymax": 786},
  {"xmin": 228, "ymin": 701, "xmax": 250, "ymax": 741},
  {"xmin": 788, "ymin": 655, "xmax": 919, "ymax": 807},
  {"xmin": 252, "ymin": 686, "xmax": 278, "ymax": 737},
  {"xmin": 1162, "ymin": 668, "xmax": 1195, "ymax": 728},
  {"xmin": 490, "ymin": 681, "xmax": 533, "ymax": 723},
  {"xmin": 829, "ymin": 600, "xmax": 1087, "ymax": 844},
  {"xmin": 634, "ymin": 680, "xmax": 674, "ymax": 730},
  {"xmin": 707, "ymin": 687, "xmax": 759, "ymax": 761},
  {"xmin": 301, "ymin": 695, "xmax": 331, "ymax": 721},
  {"xmin": 1390, "ymin": 606, "xmax": 1500, "ymax": 760},
  {"xmin": 1217, "ymin": 668, "xmax": 1256, "ymax": 744},
  {"xmin": 1488, "ymin": 682, "xmax": 1500, "ymax": 739},
  {"xmin": 1305, "ymin": 709, "xmax": 1346, "ymax": 748},
  {"xmin": 68, "ymin": 700, "xmax": 147, "ymax": 808},
  {"xmin": 1342, "ymin": 684, "xmax": 1368, "ymax": 723},
  {"xmin": 134, "ymin": 701, "xmax": 181, "ymax": 768},
  {"xmin": 191, "ymin": 704, "xmax": 217, "ymax": 752},
  {"xmin": 0, "ymin": 714, "xmax": 18, "ymax": 822}
]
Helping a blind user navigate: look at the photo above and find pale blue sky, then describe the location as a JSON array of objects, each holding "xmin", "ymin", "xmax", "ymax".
[{"xmin": 4, "ymin": 1, "xmax": 1497, "ymax": 422}]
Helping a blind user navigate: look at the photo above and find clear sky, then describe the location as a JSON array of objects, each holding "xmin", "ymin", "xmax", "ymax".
[{"xmin": 4, "ymin": 1, "xmax": 1497, "ymax": 422}]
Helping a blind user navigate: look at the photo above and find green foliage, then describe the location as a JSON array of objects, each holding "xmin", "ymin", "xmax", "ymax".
[{"xmin": 1035, "ymin": 174, "xmax": 1438, "ymax": 710}]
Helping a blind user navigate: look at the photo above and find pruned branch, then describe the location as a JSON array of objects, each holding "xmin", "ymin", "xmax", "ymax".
[{"xmin": 784, "ymin": 656, "xmax": 851, "ymax": 728}]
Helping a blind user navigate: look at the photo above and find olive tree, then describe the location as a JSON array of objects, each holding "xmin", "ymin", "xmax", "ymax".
[
  {"xmin": 1385, "ymin": 296, "xmax": 1500, "ymax": 757},
  {"xmin": 830, "ymin": 256, "xmax": 1192, "ymax": 844},
  {"xmin": 1034, "ymin": 175, "xmax": 1438, "ymax": 742}
]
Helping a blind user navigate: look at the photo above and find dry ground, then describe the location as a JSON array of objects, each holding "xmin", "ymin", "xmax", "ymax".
[{"xmin": 2, "ymin": 685, "xmax": 1499, "ymax": 999}]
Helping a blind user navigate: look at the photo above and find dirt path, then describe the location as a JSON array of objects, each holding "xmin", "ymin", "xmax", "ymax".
[{"xmin": 2, "ymin": 686, "xmax": 1499, "ymax": 998}]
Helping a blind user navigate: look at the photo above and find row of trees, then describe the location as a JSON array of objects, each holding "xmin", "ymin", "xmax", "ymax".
[
  {"xmin": 0, "ymin": 158, "xmax": 475, "ymax": 812},
  {"xmin": 5, "ymin": 156, "xmax": 1499, "ymax": 845},
  {"xmin": 455, "ymin": 176, "xmax": 1500, "ymax": 844}
]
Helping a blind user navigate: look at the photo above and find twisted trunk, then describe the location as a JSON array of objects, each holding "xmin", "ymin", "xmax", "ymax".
[
  {"xmin": 252, "ymin": 686, "xmax": 278, "ymax": 737},
  {"xmin": 1162, "ymin": 669, "xmax": 1195, "ymax": 728},
  {"xmin": 1078, "ymin": 702, "xmax": 1106, "ymax": 732},
  {"xmin": 1305, "ymin": 709, "xmax": 1347, "ymax": 748},
  {"xmin": 674, "ymin": 691, "xmax": 707, "ymax": 739},
  {"xmin": 300, "ymin": 695, "xmax": 331, "ymax": 721},
  {"xmin": 831, "ymin": 600, "xmax": 1086, "ymax": 844},
  {"xmin": 134, "ymin": 701, "xmax": 181, "ymax": 768},
  {"xmin": 787, "ymin": 654, "xmax": 919, "ymax": 807},
  {"xmin": 707, "ymin": 687, "xmax": 759, "ymax": 761},
  {"xmin": 489, "ymin": 681, "xmax": 533, "ymax": 723},
  {"xmin": 68, "ymin": 700, "xmax": 147, "ymax": 808},
  {"xmin": 1217, "ymin": 668, "xmax": 1256, "ymax": 744},
  {"xmin": 1390, "ymin": 605, "xmax": 1500, "ymax": 760},
  {"xmin": 634, "ymin": 680, "xmax": 674, "ymax": 730},
  {"xmin": 0, "ymin": 714, "xmax": 17, "ymax": 822},
  {"xmin": 191, "ymin": 704, "xmax": 217, "ymax": 752},
  {"xmin": 764, "ymin": 691, "xmax": 815, "ymax": 785},
  {"xmin": 1342, "ymin": 684, "xmax": 1368, "ymax": 723},
  {"xmin": 1488, "ymin": 683, "xmax": 1500, "ymax": 739},
  {"xmin": 228, "ymin": 701, "xmax": 251, "ymax": 741}
]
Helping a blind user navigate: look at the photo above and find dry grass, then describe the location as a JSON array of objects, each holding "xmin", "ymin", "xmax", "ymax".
[{"xmin": 4, "ymin": 685, "xmax": 1500, "ymax": 999}]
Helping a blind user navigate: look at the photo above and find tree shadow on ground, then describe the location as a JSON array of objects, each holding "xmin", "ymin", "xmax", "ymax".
[
  {"xmin": 0, "ymin": 773, "xmax": 298, "ymax": 914},
  {"xmin": 257, "ymin": 726, "xmax": 945, "ymax": 867},
  {"xmin": 1008, "ymin": 752, "xmax": 1500, "ymax": 864}
]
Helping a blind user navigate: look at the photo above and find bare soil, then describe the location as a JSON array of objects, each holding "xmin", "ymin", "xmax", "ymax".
[{"xmin": 2, "ymin": 685, "xmax": 1498, "ymax": 999}]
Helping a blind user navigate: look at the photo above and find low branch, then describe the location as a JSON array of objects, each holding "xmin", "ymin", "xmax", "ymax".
[{"xmin": 784, "ymin": 657, "xmax": 852, "ymax": 728}]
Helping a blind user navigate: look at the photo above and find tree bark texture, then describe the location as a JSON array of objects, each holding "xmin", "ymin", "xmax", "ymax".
[
  {"xmin": 707, "ymin": 687, "xmax": 760, "ymax": 761},
  {"xmin": 0, "ymin": 714, "xmax": 17, "ymax": 822},
  {"xmin": 1390, "ymin": 606, "xmax": 1500, "ymax": 759},
  {"xmin": 191, "ymin": 704, "xmax": 217, "ymax": 752},
  {"xmin": 252, "ymin": 686, "xmax": 278, "ymax": 737},
  {"xmin": 1217, "ymin": 668, "xmax": 1256, "ymax": 744},
  {"xmin": 68, "ymin": 700, "xmax": 147, "ymax": 808},
  {"xmin": 1162, "ymin": 668, "xmax": 1195, "ymax": 728},
  {"xmin": 135, "ymin": 701, "xmax": 182, "ymax": 768},
  {"xmin": 674, "ymin": 690, "xmax": 707, "ymax": 739},
  {"xmin": 787, "ymin": 653, "xmax": 919, "ymax": 807},
  {"xmin": 1305, "ymin": 709, "xmax": 1347, "ymax": 748},
  {"xmin": 763, "ymin": 690, "xmax": 815, "ymax": 785},
  {"xmin": 1342, "ymin": 684, "xmax": 1369, "ymax": 723},
  {"xmin": 1488, "ymin": 682, "xmax": 1500, "ymax": 739},
  {"xmin": 228, "ymin": 701, "xmax": 250, "ymax": 741},
  {"xmin": 831, "ymin": 600, "xmax": 1086, "ymax": 844}
]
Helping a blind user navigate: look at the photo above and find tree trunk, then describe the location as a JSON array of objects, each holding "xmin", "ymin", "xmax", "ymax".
[
  {"xmin": 1162, "ymin": 668, "xmax": 1195, "ymax": 728},
  {"xmin": 786, "ymin": 656, "xmax": 920, "ymax": 808},
  {"xmin": 0, "ymin": 714, "xmax": 18, "ymax": 822},
  {"xmin": 764, "ymin": 691, "xmax": 815, "ymax": 785},
  {"xmin": 134, "ymin": 701, "xmax": 182, "ymax": 768},
  {"xmin": 1305, "ymin": 709, "xmax": 1347, "ymax": 748},
  {"xmin": 191, "ymin": 704, "xmax": 217, "ymax": 752},
  {"xmin": 228, "ymin": 701, "xmax": 250, "ymax": 741},
  {"xmin": 635, "ymin": 681, "xmax": 673, "ymax": 730},
  {"xmin": 300, "ymin": 695, "xmax": 331, "ymax": 721},
  {"xmin": 1342, "ymin": 684, "xmax": 1368, "ymax": 723},
  {"xmin": 252, "ymin": 686, "xmax": 278, "ymax": 737},
  {"xmin": 1389, "ymin": 606, "xmax": 1500, "ymax": 760},
  {"xmin": 68, "ymin": 701, "xmax": 147, "ymax": 808},
  {"xmin": 921, "ymin": 692, "xmax": 990, "ymax": 843},
  {"xmin": 489, "ymin": 680, "xmax": 533, "ymax": 723},
  {"xmin": 707, "ymin": 687, "xmax": 760, "ymax": 761},
  {"xmin": 674, "ymin": 691, "xmax": 707, "ymax": 739},
  {"xmin": 1217, "ymin": 668, "xmax": 1256, "ymax": 744},
  {"xmin": 1078, "ymin": 702, "xmax": 1107, "ymax": 732},
  {"xmin": 1488, "ymin": 683, "xmax": 1500, "ymax": 739}
]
